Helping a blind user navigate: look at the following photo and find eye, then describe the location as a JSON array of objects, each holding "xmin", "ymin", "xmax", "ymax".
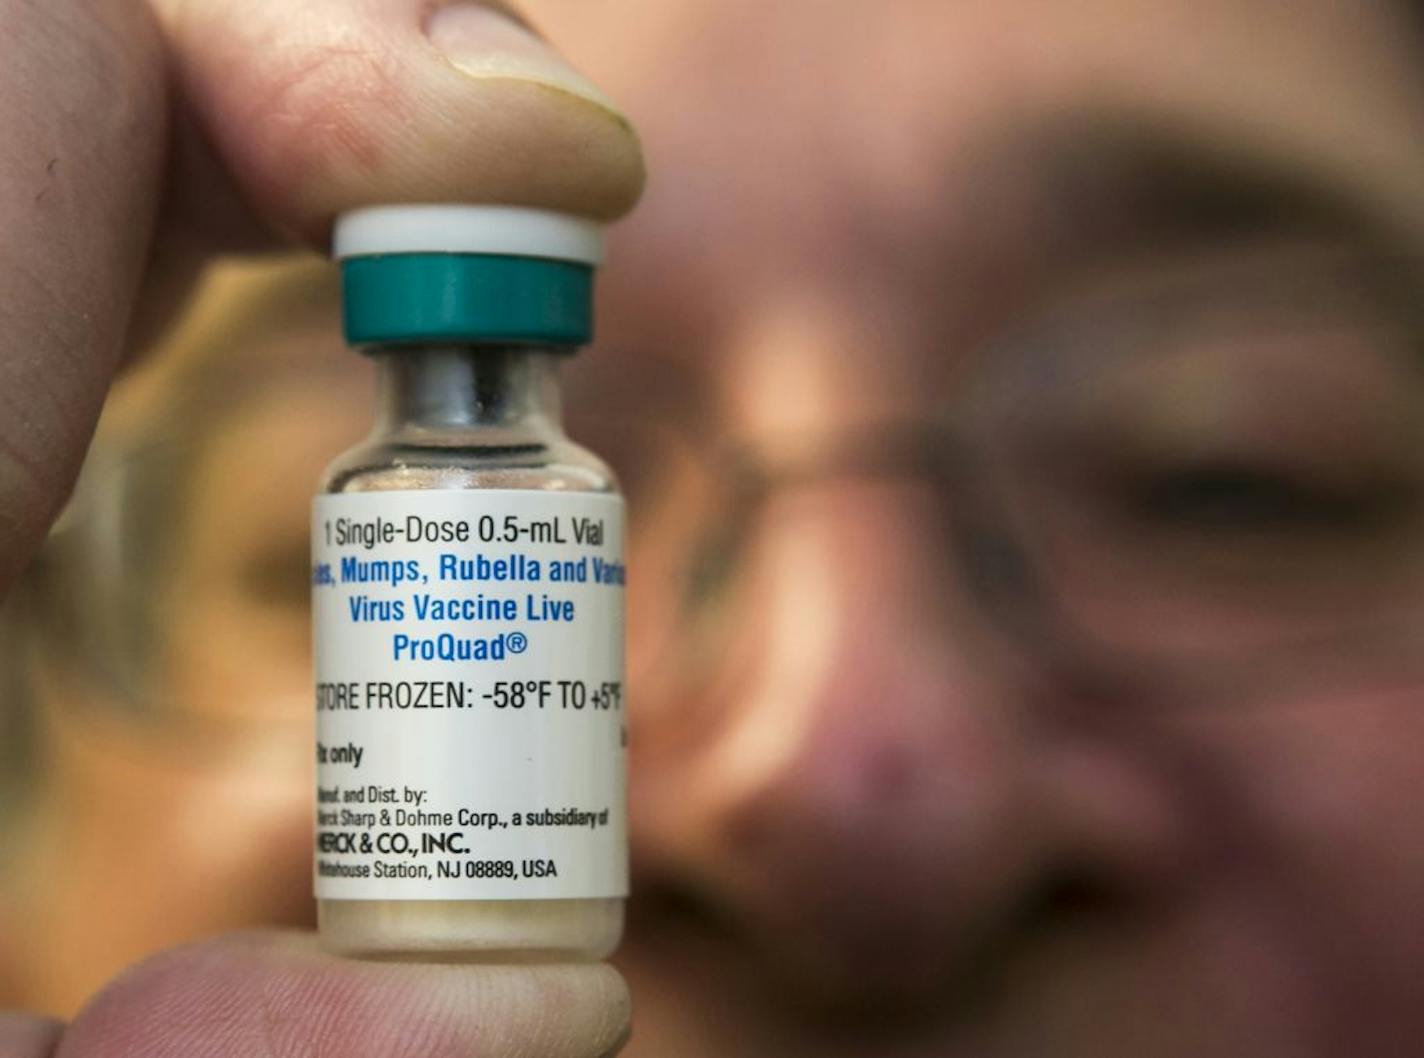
[{"xmin": 1123, "ymin": 460, "xmax": 1415, "ymax": 535}]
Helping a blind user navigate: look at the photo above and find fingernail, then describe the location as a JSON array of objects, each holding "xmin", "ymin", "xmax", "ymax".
[
  {"xmin": 596, "ymin": 1023, "xmax": 632, "ymax": 1058},
  {"xmin": 427, "ymin": 4, "xmax": 624, "ymax": 118}
]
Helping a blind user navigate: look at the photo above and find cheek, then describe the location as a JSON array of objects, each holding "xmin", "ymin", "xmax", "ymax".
[
  {"xmin": 24, "ymin": 661, "xmax": 316, "ymax": 1014},
  {"xmin": 155, "ymin": 586, "xmax": 315, "ymax": 862},
  {"xmin": 1216, "ymin": 685, "xmax": 1424, "ymax": 879},
  {"xmin": 1168, "ymin": 684, "xmax": 1424, "ymax": 1016},
  {"xmin": 140, "ymin": 588, "xmax": 316, "ymax": 912},
  {"xmin": 159, "ymin": 586, "xmax": 311, "ymax": 725},
  {"xmin": 150, "ymin": 588, "xmax": 314, "ymax": 866}
]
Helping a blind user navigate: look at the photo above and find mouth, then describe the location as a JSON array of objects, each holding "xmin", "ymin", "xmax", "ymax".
[{"xmin": 620, "ymin": 864, "xmax": 1137, "ymax": 1042}]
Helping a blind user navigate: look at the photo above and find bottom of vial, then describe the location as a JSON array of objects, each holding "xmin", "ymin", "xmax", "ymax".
[{"xmin": 318, "ymin": 898, "xmax": 624, "ymax": 961}]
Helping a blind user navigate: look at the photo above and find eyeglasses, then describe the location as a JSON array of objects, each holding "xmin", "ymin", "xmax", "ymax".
[
  {"xmin": 23, "ymin": 242, "xmax": 1424, "ymax": 729},
  {"xmin": 571, "ymin": 243, "xmax": 1424, "ymax": 713}
]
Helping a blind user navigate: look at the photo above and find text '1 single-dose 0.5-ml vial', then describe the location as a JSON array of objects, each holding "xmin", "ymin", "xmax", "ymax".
[{"xmin": 312, "ymin": 205, "xmax": 627, "ymax": 959}]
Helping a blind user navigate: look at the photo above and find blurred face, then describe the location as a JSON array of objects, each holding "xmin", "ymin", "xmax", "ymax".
[
  {"xmin": 568, "ymin": 1, "xmax": 1424, "ymax": 1054},
  {"xmin": 14, "ymin": 0, "xmax": 1424, "ymax": 1055}
]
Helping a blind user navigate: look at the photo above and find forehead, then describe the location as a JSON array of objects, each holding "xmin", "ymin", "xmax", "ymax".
[
  {"xmin": 529, "ymin": 0, "xmax": 1424, "ymax": 431},
  {"xmin": 538, "ymin": 0, "xmax": 1424, "ymax": 256}
]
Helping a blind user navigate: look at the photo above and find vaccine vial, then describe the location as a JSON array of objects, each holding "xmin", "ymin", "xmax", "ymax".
[{"xmin": 312, "ymin": 205, "xmax": 627, "ymax": 959}]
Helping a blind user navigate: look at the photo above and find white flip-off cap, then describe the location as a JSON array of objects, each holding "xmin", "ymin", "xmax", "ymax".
[{"xmin": 333, "ymin": 205, "xmax": 605, "ymax": 265}]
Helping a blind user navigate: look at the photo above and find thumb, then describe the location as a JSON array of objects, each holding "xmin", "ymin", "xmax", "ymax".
[
  {"xmin": 152, "ymin": 0, "xmax": 645, "ymax": 244},
  {"xmin": 55, "ymin": 931, "xmax": 631, "ymax": 1058}
]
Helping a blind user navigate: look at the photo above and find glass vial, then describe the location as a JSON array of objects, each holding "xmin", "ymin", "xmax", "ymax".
[{"xmin": 312, "ymin": 206, "xmax": 627, "ymax": 959}]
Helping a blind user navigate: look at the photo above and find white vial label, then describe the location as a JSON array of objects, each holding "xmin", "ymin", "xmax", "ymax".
[{"xmin": 312, "ymin": 490, "xmax": 627, "ymax": 900}]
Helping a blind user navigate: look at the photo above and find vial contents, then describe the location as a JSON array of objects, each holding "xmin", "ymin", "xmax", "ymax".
[{"xmin": 313, "ymin": 207, "xmax": 627, "ymax": 959}]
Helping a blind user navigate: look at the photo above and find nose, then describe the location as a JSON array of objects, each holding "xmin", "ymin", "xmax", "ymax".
[{"xmin": 631, "ymin": 477, "xmax": 1050, "ymax": 999}]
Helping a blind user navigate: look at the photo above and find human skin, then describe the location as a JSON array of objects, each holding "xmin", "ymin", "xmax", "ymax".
[
  {"xmin": 0, "ymin": 0, "xmax": 640, "ymax": 1055},
  {"xmin": 8, "ymin": 1, "xmax": 1424, "ymax": 1057},
  {"xmin": 565, "ymin": 3, "xmax": 1424, "ymax": 1055}
]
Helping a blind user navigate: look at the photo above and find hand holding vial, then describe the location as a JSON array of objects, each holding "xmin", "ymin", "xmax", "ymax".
[{"xmin": 0, "ymin": 0, "xmax": 641, "ymax": 1055}]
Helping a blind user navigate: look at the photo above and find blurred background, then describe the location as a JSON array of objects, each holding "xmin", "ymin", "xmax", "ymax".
[{"xmin": 6, "ymin": 2, "xmax": 1424, "ymax": 1056}]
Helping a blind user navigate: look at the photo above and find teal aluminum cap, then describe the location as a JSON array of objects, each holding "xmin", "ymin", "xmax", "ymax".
[
  {"xmin": 333, "ymin": 205, "xmax": 604, "ymax": 347},
  {"xmin": 342, "ymin": 253, "xmax": 593, "ymax": 346}
]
